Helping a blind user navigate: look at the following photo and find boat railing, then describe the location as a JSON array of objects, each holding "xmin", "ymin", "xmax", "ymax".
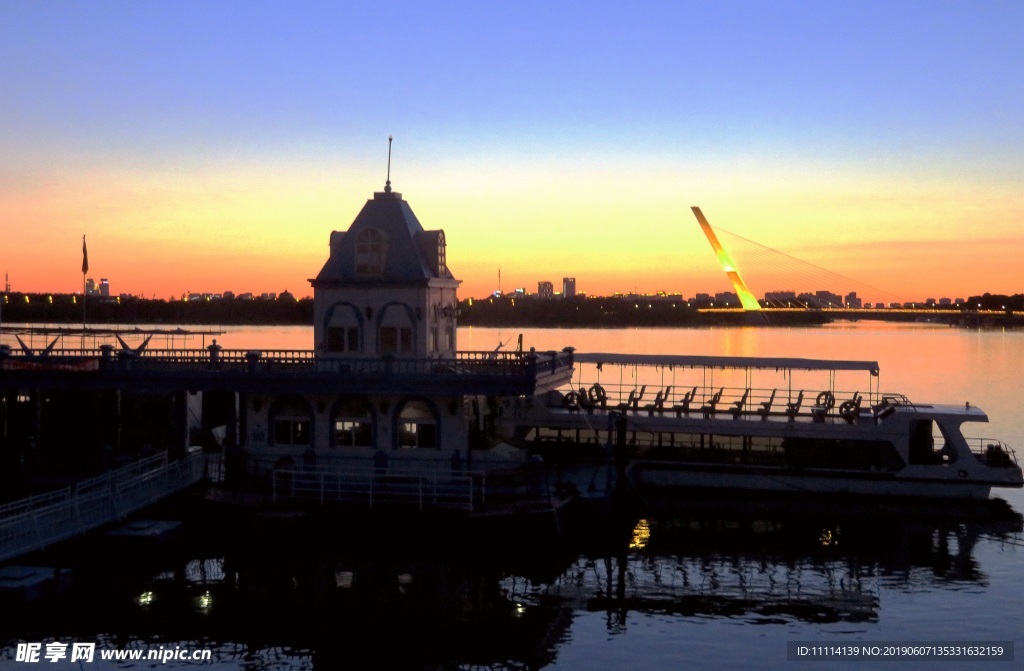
[
  {"xmin": 555, "ymin": 381, "xmax": 878, "ymax": 422},
  {"xmin": 965, "ymin": 438, "xmax": 1019, "ymax": 466}
]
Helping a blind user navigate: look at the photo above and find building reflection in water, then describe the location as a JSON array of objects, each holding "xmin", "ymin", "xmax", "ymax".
[{"xmin": 1, "ymin": 499, "xmax": 1020, "ymax": 670}]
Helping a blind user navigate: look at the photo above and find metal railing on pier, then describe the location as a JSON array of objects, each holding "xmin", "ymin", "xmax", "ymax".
[
  {"xmin": 1, "ymin": 345, "xmax": 575, "ymax": 379},
  {"xmin": 271, "ymin": 467, "xmax": 485, "ymax": 512},
  {"xmin": 0, "ymin": 451, "xmax": 207, "ymax": 563}
]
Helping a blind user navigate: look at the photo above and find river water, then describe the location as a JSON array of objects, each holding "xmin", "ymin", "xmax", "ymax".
[{"xmin": 1, "ymin": 322, "xmax": 1021, "ymax": 670}]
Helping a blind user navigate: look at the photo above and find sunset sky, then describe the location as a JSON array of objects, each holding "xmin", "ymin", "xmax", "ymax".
[{"xmin": 1, "ymin": 1, "xmax": 1021, "ymax": 303}]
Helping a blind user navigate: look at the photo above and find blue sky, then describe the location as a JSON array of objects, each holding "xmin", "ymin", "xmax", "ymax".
[{"xmin": 2, "ymin": 1, "xmax": 1022, "ymax": 299}]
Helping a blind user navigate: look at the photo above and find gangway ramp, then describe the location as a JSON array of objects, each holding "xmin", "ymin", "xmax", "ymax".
[{"xmin": 0, "ymin": 451, "xmax": 207, "ymax": 563}]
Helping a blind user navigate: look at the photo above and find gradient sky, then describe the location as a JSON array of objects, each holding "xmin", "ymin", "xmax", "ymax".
[{"xmin": 1, "ymin": 1, "xmax": 1021, "ymax": 303}]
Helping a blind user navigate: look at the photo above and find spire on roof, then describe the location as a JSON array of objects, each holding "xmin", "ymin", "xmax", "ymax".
[{"xmin": 384, "ymin": 135, "xmax": 393, "ymax": 193}]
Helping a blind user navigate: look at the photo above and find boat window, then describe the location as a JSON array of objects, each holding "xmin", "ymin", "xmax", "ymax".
[
  {"xmin": 909, "ymin": 420, "xmax": 946, "ymax": 465},
  {"xmin": 932, "ymin": 421, "xmax": 958, "ymax": 463}
]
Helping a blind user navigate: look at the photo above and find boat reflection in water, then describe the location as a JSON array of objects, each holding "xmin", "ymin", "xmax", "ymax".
[
  {"xmin": 536, "ymin": 499, "xmax": 1023, "ymax": 633},
  {"xmin": 2, "ymin": 500, "xmax": 1021, "ymax": 669}
]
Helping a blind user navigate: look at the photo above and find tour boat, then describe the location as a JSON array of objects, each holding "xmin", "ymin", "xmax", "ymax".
[{"xmin": 497, "ymin": 353, "xmax": 1023, "ymax": 500}]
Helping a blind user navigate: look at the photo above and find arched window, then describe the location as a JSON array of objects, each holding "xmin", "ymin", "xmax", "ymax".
[
  {"xmin": 269, "ymin": 395, "xmax": 314, "ymax": 446},
  {"xmin": 324, "ymin": 302, "xmax": 362, "ymax": 354},
  {"xmin": 332, "ymin": 397, "xmax": 374, "ymax": 448},
  {"xmin": 396, "ymin": 399, "xmax": 438, "ymax": 449},
  {"xmin": 355, "ymin": 228, "xmax": 387, "ymax": 277}
]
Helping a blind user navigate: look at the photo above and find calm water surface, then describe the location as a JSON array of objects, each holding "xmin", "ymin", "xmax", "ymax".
[{"xmin": 1, "ymin": 322, "xmax": 1021, "ymax": 670}]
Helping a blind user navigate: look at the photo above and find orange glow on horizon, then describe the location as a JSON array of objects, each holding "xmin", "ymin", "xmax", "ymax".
[{"xmin": 1, "ymin": 155, "xmax": 1021, "ymax": 305}]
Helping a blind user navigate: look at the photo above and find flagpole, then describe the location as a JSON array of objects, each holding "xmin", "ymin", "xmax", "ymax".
[{"xmin": 82, "ymin": 235, "xmax": 88, "ymax": 350}]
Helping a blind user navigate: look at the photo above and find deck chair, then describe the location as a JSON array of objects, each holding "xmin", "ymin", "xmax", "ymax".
[
  {"xmin": 701, "ymin": 388, "xmax": 724, "ymax": 418},
  {"xmin": 644, "ymin": 385, "xmax": 672, "ymax": 416},
  {"xmin": 756, "ymin": 389, "xmax": 777, "ymax": 420},
  {"xmin": 729, "ymin": 388, "xmax": 750, "ymax": 419},
  {"xmin": 672, "ymin": 386, "xmax": 698, "ymax": 417},
  {"xmin": 785, "ymin": 390, "xmax": 804, "ymax": 421}
]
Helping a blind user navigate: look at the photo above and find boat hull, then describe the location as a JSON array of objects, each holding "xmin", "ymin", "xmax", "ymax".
[{"xmin": 629, "ymin": 461, "xmax": 997, "ymax": 500}]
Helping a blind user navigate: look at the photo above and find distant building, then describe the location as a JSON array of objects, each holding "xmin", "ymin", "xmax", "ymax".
[
  {"xmin": 99, "ymin": 279, "xmax": 110, "ymax": 297},
  {"xmin": 223, "ymin": 291, "xmax": 235, "ymax": 300},
  {"xmin": 538, "ymin": 281, "xmax": 554, "ymax": 299},
  {"xmin": 814, "ymin": 290, "xmax": 842, "ymax": 308},
  {"xmin": 279, "ymin": 289, "xmax": 296, "ymax": 302},
  {"xmin": 845, "ymin": 292, "xmax": 862, "ymax": 308},
  {"xmin": 562, "ymin": 277, "xmax": 576, "ymax": 298},
  {"xmin": 714, "ymin": 291, "xmax": 739, "ymax": 306},
  {"xmin": 764, "ymin": 290, "xmax": 797, "ymax": 307},
  {"xmin": 939, "ymin": 298, "xmax": 952, "ymax": 306},
  {"xmin": 85, "ymin": 278, "xmax": 97, "ymax": 295}
]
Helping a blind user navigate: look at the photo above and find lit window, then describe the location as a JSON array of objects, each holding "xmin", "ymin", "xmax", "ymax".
[
  {"xmin": 334, "ymin": 419, "xmax": 372, "ymax": 448},
  {"xmin": 399, "ymin": 422, "xmax": 437, "ymax": 449}
]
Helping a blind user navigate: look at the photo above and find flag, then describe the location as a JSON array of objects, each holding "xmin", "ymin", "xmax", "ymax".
[{"xmin": 82, "ymin": 235, "xmax": 89, "ymax": 274}]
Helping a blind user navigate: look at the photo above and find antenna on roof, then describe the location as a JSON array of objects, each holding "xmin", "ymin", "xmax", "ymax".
[{"xmin": 385, "ymin": 135, "xmax": 393, "ymax": 193}]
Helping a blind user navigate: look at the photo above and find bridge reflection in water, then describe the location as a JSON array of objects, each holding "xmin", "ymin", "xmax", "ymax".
[{"xmin": 2, "ymin": 497, "xmax": 1020, "ymax": 669}]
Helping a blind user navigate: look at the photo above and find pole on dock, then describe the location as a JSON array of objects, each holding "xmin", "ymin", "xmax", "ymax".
[{"xmin": 82, "ymin": 235, "xmax": 89, "ymax": 350}]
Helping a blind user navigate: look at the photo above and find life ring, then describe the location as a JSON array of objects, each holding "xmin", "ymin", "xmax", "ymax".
[
  {"xmin": 816, "ymin": 391, "xmax": 836, "ymax": 410},
  {"xmin": 563, "ymin": 391, "xmax": 582, "ymax": 409},
  {"xmin": 590, "ymin": 383, "xmax": 607, "ymax": 405},
  {"xmin": 838, "ymin": 399, "xmax": 857, "ymax": 421}
]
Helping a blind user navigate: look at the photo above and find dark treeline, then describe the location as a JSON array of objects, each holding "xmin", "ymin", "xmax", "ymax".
[
  {"xmin": 1, "ymin": 291, "xmax": 1020, "ymax": 328},
  {"xmin": 457, "ymin": 296, "xmax": 831, "ymax": 328},
  {"xmin": 0, "ymin": 293, "xmax": 313, "ymax": 325}
]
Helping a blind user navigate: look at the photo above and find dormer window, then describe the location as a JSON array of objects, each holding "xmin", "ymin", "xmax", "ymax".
[{"xmin": 355, "ymin": 228, "xmax": 387, "ymax": 277}]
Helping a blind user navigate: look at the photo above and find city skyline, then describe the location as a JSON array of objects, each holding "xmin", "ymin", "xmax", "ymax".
[{"xmin": 2, "ymin": 2, "xmax": 1021, "ymax": 305}]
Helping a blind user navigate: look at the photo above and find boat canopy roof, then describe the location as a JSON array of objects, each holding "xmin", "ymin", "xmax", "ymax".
[{"xmin": 574, "ymin": 353, "xmax": 880, "ymax": 376}]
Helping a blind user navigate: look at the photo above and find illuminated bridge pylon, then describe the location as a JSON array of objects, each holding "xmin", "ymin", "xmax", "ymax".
[{"xmin": 692, "ymin": 206, "xmax": 761, "ymax": 311}]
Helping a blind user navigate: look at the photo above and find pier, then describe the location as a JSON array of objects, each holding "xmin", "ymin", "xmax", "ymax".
[{"xmin": 0, "ymin": 451, "xmax": 206, "ymax": 563}]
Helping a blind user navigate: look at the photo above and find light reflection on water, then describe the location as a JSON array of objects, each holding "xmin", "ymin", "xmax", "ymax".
[{"xmin": 2, "ymin": 322, "xmax": 1021, "ymax": 670}]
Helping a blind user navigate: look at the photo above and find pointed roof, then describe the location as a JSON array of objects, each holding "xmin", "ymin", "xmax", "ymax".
[{"xmin": 312, "ymin": 190, "xmax": 458, "ymax": 286}]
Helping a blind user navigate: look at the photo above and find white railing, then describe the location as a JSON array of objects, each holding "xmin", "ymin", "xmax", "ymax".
[
  {"xmin": 271, "ymin": 467, "xmax": 485, "ymax": 512},
  {"xmin": 0, "ymin": 451, "xmax": 207, "ymax": 563}
]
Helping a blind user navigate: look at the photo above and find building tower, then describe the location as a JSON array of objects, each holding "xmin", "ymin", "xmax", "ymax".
[{"xmin": 310, "ymin": 184, "xmax": 461, "ymax": 359}]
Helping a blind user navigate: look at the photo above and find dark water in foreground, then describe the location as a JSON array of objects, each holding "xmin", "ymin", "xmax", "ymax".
[
  {"xmin": 1, "ymin": 496, "xmax": 1021, "ymax": 670},
  {"xmin": 1, "ymin": 323, "xmax": 1022, "ymax": 669}
]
